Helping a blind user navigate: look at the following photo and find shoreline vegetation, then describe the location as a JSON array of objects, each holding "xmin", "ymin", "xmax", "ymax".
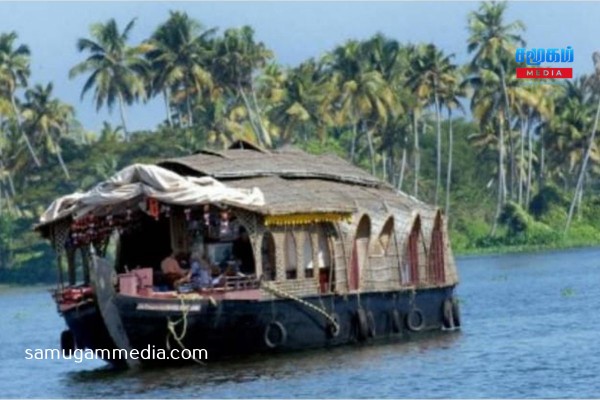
[{"xmin": 3, "ymin": 2, "xmax": 600, "ymax": 284}]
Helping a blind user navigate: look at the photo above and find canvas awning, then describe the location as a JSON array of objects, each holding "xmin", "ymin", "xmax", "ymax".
[{"xmin": 38, "ymin": 163, "xmax": 266, "ymax": 227}]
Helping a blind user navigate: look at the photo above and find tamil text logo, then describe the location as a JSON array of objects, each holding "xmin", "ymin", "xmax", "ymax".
[{"xmin": 515, "ymin": 46, "xmax": 573, "ymax": 79}]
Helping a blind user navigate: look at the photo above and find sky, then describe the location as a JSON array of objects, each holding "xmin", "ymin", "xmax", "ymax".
[{"xmin": 1, "ymin": 1, "xmax": 599, "ymax": 133}]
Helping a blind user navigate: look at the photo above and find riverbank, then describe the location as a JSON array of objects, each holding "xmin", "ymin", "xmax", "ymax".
[
  {"xmin": 455, "ymin": 239, "xmax": 600, "ymax": 257},
  {"xmin": 0, "ymin": 283, "xmax": 53, "ymax": 293}
]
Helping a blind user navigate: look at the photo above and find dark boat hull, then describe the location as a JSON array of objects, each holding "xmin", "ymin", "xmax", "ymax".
[
  {"xmin": 62, "ymin": 286, "xmax": 457, "ymax": 366},
  {"xmin": 61, "ymin": 301, "xmax": 125, "ymax": 365}
]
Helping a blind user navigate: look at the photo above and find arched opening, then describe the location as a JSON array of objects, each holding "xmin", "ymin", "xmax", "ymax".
[
  {"xmin": 303, "ymin": 232, "xmax": 314, "ymax": 278},
  {"xmin": 349, "ymin": 215, "xmax": 370, "ymax": 291},
  {"xmin": 232, "ymin": 225, "xmax": 255, "ymax": 275},
  {"xmin": 429, "ymin": 211, "xmax": 445, "ymax": 284},
  {"xmin": 261, "ymin": 231, "xmax": 276, "ymax": 281},
  {"xmin": 403, "ymin": 216, "xmax": 422, "ymax": 286},
  {"xmin": 379, "ymin": 217, "xmax": 394, "ymax": 256},
  {"xmin": 317, "ymin": 225, "xmax": 334, "ymax": 293},
  {"xmin": 66, "ymin": 247, "xmax": 87, "ymax": 286},
  {"xmin": 285, "ymin": 232, "xmax": 297, "ymax": 279}
]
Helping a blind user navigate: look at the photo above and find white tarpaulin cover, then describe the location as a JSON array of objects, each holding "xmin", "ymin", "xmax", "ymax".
[{"xmin": 39, "ymin": 163, "xmax": 265, "ymax": 224}]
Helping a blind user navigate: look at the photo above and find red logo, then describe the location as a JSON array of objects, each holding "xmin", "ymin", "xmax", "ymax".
[{"xmin": 516, "ymin": 68, "xmax": 573, "ymax": 79}]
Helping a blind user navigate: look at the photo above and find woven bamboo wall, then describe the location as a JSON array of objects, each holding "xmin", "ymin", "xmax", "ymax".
[{"xmin": 235, "ymin": 203, "xmax": 458, "ymax": 298}]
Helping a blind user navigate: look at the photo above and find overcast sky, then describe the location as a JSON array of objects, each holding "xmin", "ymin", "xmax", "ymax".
[{"xmin": 1, "ymin": 1, "xmax": 598, "ymax": 133}]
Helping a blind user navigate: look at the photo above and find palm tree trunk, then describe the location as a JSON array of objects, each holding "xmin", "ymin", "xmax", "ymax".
[
  {"xmin": 387, "ymin": 147, "xmax": 394, "ymax": 185},
  {"xmin": 445, "ymin": 109, "xmax": 453, "ymax": 217},
  {"xmin": 518, "ymin": 115, "xmax": 525, "ymax": 206},
  {"xmin": 10, "ymin": 94, "xmax": 41, "ymax": 167},
  {"xmin": 398, "ymin": 147, "xmax": 407, "ymax": 192},
  {"xmin": 54, "ymin": 139, "xmax": 70, "ymax": 180},
  {"xmin": 350, "ymin": 122, "xmax": 358, "ymax": 162},
  {"xmin": 46, "ymin": 133, "xmax": 70, "ymax": 180},
  {"xmin": 434, "ymin": 90, "xmax": 442, "ymax": 206},
  {"xmin": 499, "ymin": 65, "xmax": 515, "ymax": 200},
  {"xmin": 250, "ymin": 82, "xmax": 272, "ymax": 148},
  {"xmin": 365, "ymin": 124, "xmax": 376, "ymax": 175},
  {"xmin": 539, "ymin": 126, "xmax": 545, "ymax": 188},
  {"xmin": 413, "ymin": 112, "xmax": 420, "ymax": 198},
  {"xmin": 526, "ymin": 117, "xmax": 534, "ymax": 206},
  {"xmin": 491, "ymin": 116, "xmax": 507, "ymax": 236},
  {"xmin": 500, "ymin": 124, "xmax": 507, "ymax": 203},
  {"xmin": 163, "ymin": 89, "xmax": 173, "ymax": 127},
  {"xmin": 237, "ymin": 82, "xmax": 267, "ymax": 147},
  {"xmin": 238, "ymin": 85, "xmax": 264, "ymax": 147},
  {"xmin": 508, "ymin": 123, "xmax": 516, "ymax": 201},
  {"xmin": 117, "ymin": 92, "xmax": 129, "ymax": 141},
  {"xmin": 185, "ymin": 89, "xmax": 194, "ymax": 128},
  {"xmin": 576, "ymin": 172, "xmax": 585, "ymax": 217},
  {"xmin": 565, "ymin": 95, "xmax": 600, "ymax": 234}
]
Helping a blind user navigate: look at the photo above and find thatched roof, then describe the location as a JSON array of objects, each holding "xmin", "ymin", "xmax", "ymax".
[
  {"xmin": 159, "ymin": 145, "xmax": 382, "ymax": 187},
  {"xmin": 159, "ymin": 142, "xmax": 431, "ymax": 216}
]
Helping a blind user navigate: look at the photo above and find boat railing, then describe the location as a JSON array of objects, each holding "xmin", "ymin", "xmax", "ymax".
[{"xmin": 223, "ymin": 274, "xmax": 260, "ymax": 290}]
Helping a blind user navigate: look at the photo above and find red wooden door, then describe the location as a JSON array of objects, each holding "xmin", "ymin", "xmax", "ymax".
[
  {"xmin": 408, "ymin": 226, "xmax": 419, "ymax": 285},
  {"xmin": 348, "ymin": 241, "xmax": 360, "ymax": 291}
]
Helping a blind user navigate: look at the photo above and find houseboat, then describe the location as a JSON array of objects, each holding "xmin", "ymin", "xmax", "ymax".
[{"xmin": 36, "ymin": 141, "xmax": 461, "ymax": 367}]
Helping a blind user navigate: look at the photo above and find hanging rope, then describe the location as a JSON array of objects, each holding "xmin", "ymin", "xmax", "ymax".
[
  {"xmin": 165, "ymin": 295, "xmax": 205, "ymax": 365},
  {"xmin": 261, "ymin": 281, "xmax": 340, "ymax": 333}
]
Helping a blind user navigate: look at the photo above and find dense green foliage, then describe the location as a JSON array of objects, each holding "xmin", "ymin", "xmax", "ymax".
[{"xmin": 3, "ymin": 2, "xmax": 600, "ymax": 283}]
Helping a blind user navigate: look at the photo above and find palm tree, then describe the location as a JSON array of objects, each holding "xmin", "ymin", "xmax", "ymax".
[
  {"xmin": 327, "ymin": 40, "xmax": 396, "ymax": 174},
  {"xmin": 545, "ymin": 78, "xmax": 594, "ymax": 191},
  {"xmin": 466, "ymin": 66, "xmax": 507, "ymax": 234},
  {"xmin": 271, "ymin": 60, "xmax": 337, "ymax": 144},
  {"xmin": 403, "ymin": 44, "xmax": 429, "ymax": 198},
  {"xmin": 0, "ymin": 95, "xmax": 17, "ymax": 198},
  {"xmin": 565, "ymin": 58, "xmax": 600, "ymax": 233},
  {"xmin": 441, "ymin": 69, "xmax": 465, "ymax": 217},
  {"xmin": 211, "ymin": 26, "xmax": 273, "ymax": 147},
  {"xmin": 466, "ymin": 59, "xmax": 535, "ymax": 233},
  {"xmin": 517, "ymin": 84, "xmax": 555, "ymax": 206},
  {"xmin": 467, "ymin": 1, "xmax": 525, "ymax": 218},
  {"xmin": 408, "ymin": 44, "xmax": 457, "ymax": 205},
  {"xmin": 146, "ymin": 11, "xmax": 216, "ymax": 128},
  {"xmin": 98, "ymin": 121, "xmax": 124, "ymax": 142},
  {"xmin": 69, "ymin": 18, "xmax": 149, "ymax": 140},
  {"xmin": 378, "ymin": 109, "xmax": 411, "ymax": 189},
  {"xmin": 21, "ymin": 82, "xmax": 74, "ymax": 179},
  {"xmin": 0, "ymin": 32, "xmax": 40, "ymax": 166}
]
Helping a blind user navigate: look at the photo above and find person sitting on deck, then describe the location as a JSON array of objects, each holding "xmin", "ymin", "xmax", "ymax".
[
  {"xmin": 161, "ymin": 251, "xmax": 190, "ymax": 288},
  {"xmin": 189, "ymin": 251, "xmax": 212, "ymax": 289}
]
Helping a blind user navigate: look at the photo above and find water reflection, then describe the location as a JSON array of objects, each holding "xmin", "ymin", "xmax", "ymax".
[{"xmin": 61, "ymin": 331, "xmax": 463, "ymax": 398}]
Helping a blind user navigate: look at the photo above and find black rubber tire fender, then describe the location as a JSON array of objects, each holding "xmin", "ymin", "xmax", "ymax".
[
  {"xmin": 391, "ymin": 309, "xmax": 402, "ymax": 333},
  {"xmin": 264, "ymin": 321, "xmax": 287, "ymax": 349},
  {"xmin": 442, "ymin": 298, "xmax": 455, "ymax": 329},
  {"xmin": 356, "ymin": 308, "xmax": 369, "ymax": 341},
  {"xmin": 366, "ymin": 311, "xmax": 376, "ymax": 338},
  {"xmin": 406, "ymin": 308, "xmax": 425, "ymax": 332},
  {"xmin": 452, "ymin": 298, "xmax": 461, "ymax": 328},
  {"xmin": 327, "ymin": 313, "xmax": 341, "ymax": 338}
]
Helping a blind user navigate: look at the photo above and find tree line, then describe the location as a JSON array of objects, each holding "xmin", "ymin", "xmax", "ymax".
[{"xmin": 2, "ymin": 1, "xmax": 600, "ymax": 279}]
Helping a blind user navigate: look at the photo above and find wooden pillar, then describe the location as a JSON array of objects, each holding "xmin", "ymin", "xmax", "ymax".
[
  {"xmin": 66, "ymin": 248, "xmax": 76, "ymax": 286},
  {"xmin": 81, "ymin": 247, "xmax": 91, "ymax": 285}
]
